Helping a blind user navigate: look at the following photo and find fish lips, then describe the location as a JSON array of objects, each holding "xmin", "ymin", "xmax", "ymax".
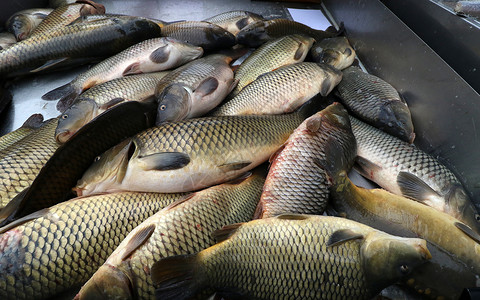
[{"xmin": 377, "ymin": 100, "xmax": 415, "ymax": 143}]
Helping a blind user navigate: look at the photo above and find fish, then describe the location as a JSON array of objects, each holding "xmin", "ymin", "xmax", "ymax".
[
  {"xmin": 0, "ymin": 17, "xmax": 162, "ymax": 77},
  {"xmin": 0, "ymin": 191, "xmax": 185, "ymax": 300},
  {"xmin": 6, "ymin": 8, "xmax": 53, "ymax": 41},
  {"xmin": 30, "ymin": 1, "xmax": 105, "ymax": 37},
  {"xmin": 236, "ymin": 18, "xmax": 341, "ymax": 47},
  {"xmin": 160, "ymin": 21, "xmax": 236, "ymax": 50},
  {"xmin": 43, "ymin": 37, "xmax": 202, "ymax": 112},
  {"xmin": 320, "ymin": 143, "xmax": 480, "ymax": 300},
  {"xmin": 228, "ymin": 34, "xmax": 315, "ymax": 99},
  {"xmin": 0, "ymin": 118, "xmax": 59, "ymax": 209},
  {"xmin": 0, "ymin": 32, "xmax": 16, "ymax": 50},
  {"xmin": 74, "ymin": 102, "xmax": 318, "ymax": 196},
  {"xmin": 70, "ymin": 13, "xmax": 168, "ymax": 28},
  {"xmin": 350, "ymin": 116, "xmax": 480, "ymax": 234},
  {"xmin": 55, "ymin": 72, "xmax": 169, "ymax": 143},
  {"xmin": 211, "ymin": 62, "xmax": 342, "ymax": 116},
  {"xmin": 455, "ymin": 1, "xmax": 480, "ymax": 17},
  {"xmin": 0, "ymin": 114, "xmax": 45, "ymax": 153},
  {"xmin": 203, "ymin": 10, "xmax": 264, "ymax": 36},
  {"xmin": 75, "ymin": 171, "xmax": 265, "ymax": 300},
  {"xmin": 151, "ymin": 214, "xmax": 431, "ymax": 300},
  {"xmin": 336, "ymin": 66, "xmax": 415, "ymax": 143},
  {"xmin": 310, "ymin": 36, "xmax": 356, "ymax": 70},
  {"xmin": 0, "ymin": 101, "xmax": 157, "ymax": 227},
  {"xmin": 255, "ymin": 103, "xmax": 356, "ymax": 218},
  {"xmin": 155, "ymin": 54, "xmax": 237, "ymax": 123}
]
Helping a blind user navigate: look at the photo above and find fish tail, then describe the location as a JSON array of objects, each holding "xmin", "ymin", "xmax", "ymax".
[
  {"xmin": 295, "ymin": 96, "xmax": 324, "ymax": 120},
  {"xmin": 151, "ymin": 254, "xmax": 206, "ymax": 300},
  {"xmin": 42, "ymin": 83, "xmax": 75, "ymax": 100}
]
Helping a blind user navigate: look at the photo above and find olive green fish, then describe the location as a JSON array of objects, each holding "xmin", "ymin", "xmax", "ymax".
[
  {"xmin": 351, "ymin": 116, "xmax": 480, "ymax": 235},
  {"xmin": 155, "ymin": 54, "xmax": 237, "ymax": 123},
  {"xmin": 310, "ymin": 36, "xmax": 355, "ymax": 70},
  {"xmin": 30, "ymin": 1, "xmax": 104, "ymax": 37},
  {"xmin": 0, "ymin": 118, "xmax": 59, "ymax": 209},
  {"xmin": 161, "ymin": 21, "xmax": 236, "ymax": 50},
  {"xmin": 75, "ymin": 171, "xmax": 265, "ymax": 300},
  {"xmin": 6, "ymin": 8, "xmax": 53, "ymax": 41},
  {"xmin": 229, "ymin": 34, "xmax": 314, "ymax": 99},
  {"xmin": 43, "ymin": 37, "xmax": 202, "ymax": 112},
  {"xmin": 255, "ymin": 103, "xmax": 356, "ymax": 218},
  {"xmin": 237, "ymin": 18, "xmax": 340, "ymax": 47},
  {"xmin": 322, "ymin": 147, "xmax": 480, "ymax": 299},
  {"xmin": 0, "ymin": 17, "xmax": 161, "ymax": 77},
  {"xmin": 152, "ymin": 214, "xmax": 431, "ymax": 300},
  {"xmin": 203, "ymin": 10, "xmax": 264, "ymax": 36},
  {"xmin": 212, "ymin": 62, "xmax": 341, "ymax": 116},
  {"xmin": 75, "ymin": 103, "xmax": 317, "ymax": 196},
  {"xmin": 0, "ymin": 114, "xmax": 45, "ymax": 153},
  {"xmin": 0, "ymin": 191, "xmax": 185, "ymax": 300},
  {"xmin": 337, "ymin": 66, "xmax": 415, "ymax": 143},
  {"xmin": 55, "ymin": 72, "xmax": 169, "ymax": 143}
]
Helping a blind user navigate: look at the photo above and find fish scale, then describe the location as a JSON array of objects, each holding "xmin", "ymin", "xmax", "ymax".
[
  {"xmin": 0, "ymin": 118, "xmax": 59, "ymax": 209},
  {"xmin": 256, "ymin": 103, "xmax": 356, "ymax": 218},
  {"xmin": 76, "ymin": 173, "xmax": 264, "ymax": 299},
  {"xmin": 0, "ymin": 191, "xmax": 183, "ymax": 300},
  {"xmin": 213, "ymin": 62, "xmax": 341, "ymax": 116},
  {"xmin": 229, "ymin": 34, "xmax": 314, "ymax": 98},
  {"xmin": 152, "ymin": 215, "xmax": 431, "ymax": 300}
]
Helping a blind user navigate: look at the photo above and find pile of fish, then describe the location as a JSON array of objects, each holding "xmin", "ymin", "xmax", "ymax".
[{"xmin": 0, "ymin": 1, "xmax": 478, "ymax": 300}]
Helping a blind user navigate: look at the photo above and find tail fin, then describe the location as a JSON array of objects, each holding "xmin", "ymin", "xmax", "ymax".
[
  {"xmin": 294, "ymin": 95, "xmax": 327, "ymax": 121},
  {"xmin": 151, "ymin": 254, "xmax": 205, "ymax": 300},
  {"xmin": 42, "ymin": 83, "xmax": 80, "ymax": 113}
]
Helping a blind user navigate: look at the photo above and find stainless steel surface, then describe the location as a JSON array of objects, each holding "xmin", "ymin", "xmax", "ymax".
[
  {"xmin": 323, "ymin": 0, "xmax": 480, "ymax": 206},
  {"xmin": 383, "ymin": 0, "xmax": 480, "ymax": 94}
]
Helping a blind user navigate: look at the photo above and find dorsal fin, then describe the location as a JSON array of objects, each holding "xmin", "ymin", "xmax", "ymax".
[
  {"xmin": 226, "ymin": 172, "xmax": 252, "ymax": 185},
  {"xmin": 212, "ymin": 223, "xmax": 243, "ymax": 243},
  {"xmin": 0, "ymin": 208, "xmax": 50, "ymax": 234},
  {"xmin": 164, "ymin": 193, "xmax": 196, "ymax": 210},
  {"xmin": 455, "ymin": 222, "xmax": 480, "ymax": 244},
  {"xmin": 327, "ymin": 229, "xmax": 364, "ymax": 247},
  {"xmin": 120, "ymin": 224, "xmax": 156, "ymax": 261}
]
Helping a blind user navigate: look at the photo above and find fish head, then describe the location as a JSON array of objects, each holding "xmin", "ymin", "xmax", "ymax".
[
  {"xmin": 74, "ymin": 138, "xmax": 135, "ymax": 196},
  {"xmin": 55, "ymin": 100, "xmax": 98, "ymax": 143},
  {"xmin": 362, "ymin": 232, "xmax": 431, "ymax": 295},
  {"xmin": 75, "ymin": 265, "xmax": 133, "ymax": 300},
  {"xmin": 8, "ymin": 15, "xmax": 35, "ymax": 41},
  {"xmin": 320, "ymin": 102, "xmax": 351, "ymax": 132},
  {"xmin": 156, "ymin": 83, "xmax": 193, "ymax": 123},
  {"xmin": 378, "ymin": 101, "xmax": 415, "ymax": 143},
  {"xmin": 445, "ymin": 184, "xmax": 480, "ymax": 234},
  {"xmin": 236, "ymin": 20, "xmax": 269, "ymax": 47},
  {"xmin": 79, "ymin": 0, "xmax": 106, "ymax": 16},
  {"xmin": 204, "ymin": 25, "xmax": 236, "ymax": 49},
  {"xmin": 313, "ymin": 37, "xmax": 355, "ymax": 70}
]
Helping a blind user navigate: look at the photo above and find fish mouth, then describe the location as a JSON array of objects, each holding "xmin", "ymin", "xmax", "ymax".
[
  {"xmin": 72, "ymin": 187, "xmax": 84, "ymax": 197},
  {"xmin": 55, "ymin": 130, "xmax": 73, "ymax": 144},
  {"xmin": 414, "ymin": 240, "xmax": 432, "ymax": 260}
]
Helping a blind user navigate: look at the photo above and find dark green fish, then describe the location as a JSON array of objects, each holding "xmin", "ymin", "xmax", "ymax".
[
  {"xmin": 310, "ymin": 36, "xmax": 355, "ymax": 70},
  {"xmin": 152, "ymin": 214, "xmax": 431, "ymax": 300},
  {"xmin": 0, "ymin": 17, "xmax": 161, "ymax": 76},
  {"xmin": 0, "ymin": 191, "xmax": 185, "ymax": 300},
  {"xmin": 237, "ymin": 18, "xmax": 340, "ymax": 47},
  {"xmin": 336, "ymin": 66, "xmax": 415, "ymax": 143}
]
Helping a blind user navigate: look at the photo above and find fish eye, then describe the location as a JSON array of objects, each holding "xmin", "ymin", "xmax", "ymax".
[
  {"xmin": 94, "ymin": 156, "xmax": 101, "ymax": 162},
  {"xmin": 160, "ymin": 104, "xmax": 166, "ymax": 111},
  {"xmin": 475, "ymin": 214, "xmax": 480, "ymax": 222},
  {"xmin": 400, "ymin": 264, "xmax": 409, "ymax": 274},
  {"xmin": 62, "ymin": 114, "xmax": 68, "ymax": 119}
]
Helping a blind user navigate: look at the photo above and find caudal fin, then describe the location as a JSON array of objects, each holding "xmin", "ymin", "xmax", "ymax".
[
  {"xmin": 42, "ymin": 83, "xmax": 80, "ymax": 112},
  {"xmin": 151, "ymin": 254, "xmax": 205, "ymax": 300}
]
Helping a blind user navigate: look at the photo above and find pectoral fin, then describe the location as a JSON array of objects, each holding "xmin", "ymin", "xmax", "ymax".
[
  {"xmin": 294, "ymin": 41, "xmax": 309, "ymax": 61},
  {"xmin": 123, "ymin": 62, "xmax": 142, "ymax": 76},
  {"xmin": 455, "ymin": 222, "xmax": 480, "ymax": 244},
  {"xmin": 397, "ymin": 171, "xmax": 440, "ymax": 202},
  {"xmin": 139, "ymin": 152, "xmax": 190, "ymax": 171},
  {"xmin": 30, "ymin": 58, "xmax": 69, "ymax": 73},
  {"xmin": 195, "ymin": 77, "xmax": 219, "ymax": 97},
  {"xmin": 213, "ymin": 223, "xmax": 243, "ymax": 243},
  {"xmin": 327, "ymin": 229, "xmax": 364, "ymax": 247},
  {"xmin": 217, "ymin": 161, "xmax": 251, "ymax": 172},
  {"xmin": 150, "ymin": 45, "xmax": 171, "ymax": 63},
  {"xmin": 99, "ymin": 98, "xmax": 124, "ymax": 110},
  {"xmin": 120, "ymin": 224, "xmax": 156, "ymax": 261},
  {"xmin": 0, "ymin": 208, "xmax": 49, "ymax": 234}
]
